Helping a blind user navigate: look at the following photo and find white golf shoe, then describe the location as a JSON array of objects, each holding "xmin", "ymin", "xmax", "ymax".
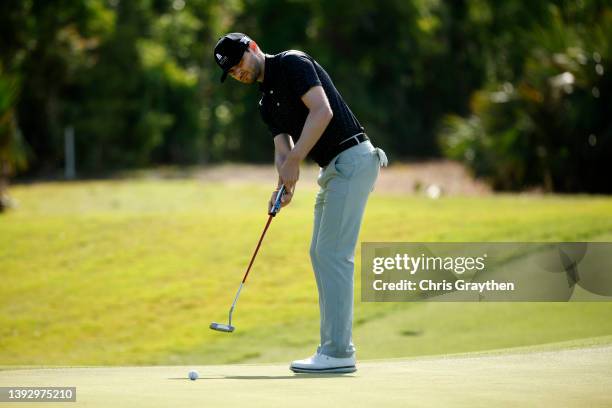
[{"xmin": 290, "ymin": 352, "xmax": 356, "ymax": 373}]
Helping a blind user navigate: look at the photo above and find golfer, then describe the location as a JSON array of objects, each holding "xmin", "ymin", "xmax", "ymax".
[{"xmin": 214, "ymin": 33, "xmax": 387, "ymax": 373}]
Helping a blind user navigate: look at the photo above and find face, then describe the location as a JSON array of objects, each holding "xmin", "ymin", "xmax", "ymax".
[{"xmin": 228, "ymin": 50, "xmax": 260, "ymax": 84}]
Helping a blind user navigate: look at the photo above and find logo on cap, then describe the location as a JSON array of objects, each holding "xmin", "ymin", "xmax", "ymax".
[{"xmin": 216, "ymin": 53, "xmax": 228, "ymax": 66}]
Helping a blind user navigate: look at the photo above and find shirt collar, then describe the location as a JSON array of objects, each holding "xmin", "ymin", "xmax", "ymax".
[{"xmin": 260, "ymin": 53, "xmax": 281, "ymax": 92}]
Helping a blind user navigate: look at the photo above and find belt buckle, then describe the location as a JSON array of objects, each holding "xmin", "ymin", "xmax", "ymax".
[{"xmin": 340, "ymin": 133, "xmax": 363, "ymax": 146}]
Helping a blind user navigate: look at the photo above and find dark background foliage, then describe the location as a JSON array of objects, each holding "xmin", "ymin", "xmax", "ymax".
[{"xmin": 1, "ymin": 0, "xmax": 610, "ymax": 194}]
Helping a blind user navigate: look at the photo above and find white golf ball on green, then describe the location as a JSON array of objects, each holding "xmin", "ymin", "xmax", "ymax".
[{"xmin": 188, "ymin": 370, "xmax": 199, "ymax": 381}]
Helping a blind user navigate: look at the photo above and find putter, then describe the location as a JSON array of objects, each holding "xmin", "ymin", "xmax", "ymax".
[{"xmin": 210, "ymin": 185, "xmax": 286, "ymax": 333}]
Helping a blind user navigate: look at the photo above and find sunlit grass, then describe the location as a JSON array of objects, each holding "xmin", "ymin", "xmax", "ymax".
[{"xmin": 1, "ymin": 176, "xmax": 612, "ymax": 365}]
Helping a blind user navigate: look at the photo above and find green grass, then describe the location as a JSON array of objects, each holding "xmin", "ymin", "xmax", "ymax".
[{"xmin": 1, "ymin": 175, "xmax": 612, "ymax": 366}]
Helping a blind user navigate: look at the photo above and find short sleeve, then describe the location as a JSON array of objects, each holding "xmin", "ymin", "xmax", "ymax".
[{"xmin": 281, "ymin": 53, "xmax": 322, "ymax": 98}]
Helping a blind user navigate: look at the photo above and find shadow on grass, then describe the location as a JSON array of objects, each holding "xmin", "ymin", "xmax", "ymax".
[{"xmin": 168, "ymin": 373, "xmax": 356, "ymax": 380}]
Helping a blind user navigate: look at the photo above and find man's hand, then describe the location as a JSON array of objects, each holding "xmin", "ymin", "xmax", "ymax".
[
  {"xmin": 268, "ymin": 187, "xmax": 294, "ymax": 213},
  {"xmin": 279, "ymin": 154, "xmax": 300, "ymax": 191}
]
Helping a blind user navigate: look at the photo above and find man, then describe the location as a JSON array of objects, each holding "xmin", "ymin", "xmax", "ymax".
[{"xmin": 213, "ymin": 32, "xmax": 387, "ymax": 373}]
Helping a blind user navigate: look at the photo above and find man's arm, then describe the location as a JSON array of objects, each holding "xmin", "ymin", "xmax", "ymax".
[
  {"xmin": 279, "ymin": 85, "xmax": 333, "ymax": 190},
  {"xmin": 274, "ymin": 133, "xmax": 294, "ymax": 188},
  {"xmin": 271, "ymin": 133, "xmax": 294, "ymax": 209}
]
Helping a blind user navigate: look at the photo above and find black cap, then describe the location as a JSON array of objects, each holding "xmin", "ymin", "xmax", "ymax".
[{"xmin": 213, "ymin": 33, "xmax": 251, "ymax": 83}]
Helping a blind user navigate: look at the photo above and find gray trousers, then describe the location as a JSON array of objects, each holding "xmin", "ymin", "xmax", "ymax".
[{"xmin": 310, "ymin": 140, "xmax": 387, "ymax": 358}]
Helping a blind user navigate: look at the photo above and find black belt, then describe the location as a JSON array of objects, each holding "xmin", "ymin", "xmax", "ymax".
[{"xmin": 324, "ymin": 133, "xmax": 369, "ymax": 166}]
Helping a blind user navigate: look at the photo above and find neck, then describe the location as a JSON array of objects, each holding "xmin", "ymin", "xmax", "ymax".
[{"xmin": 256, "ymin": 53, "xmax": 266, "ymax": 83}]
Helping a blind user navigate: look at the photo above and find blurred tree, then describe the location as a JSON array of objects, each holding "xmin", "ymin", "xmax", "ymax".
[
  {"xmin": 0, "ymin": 0, "xmax": 36, "ymax": 208},
  {"xmin": 1, "ymin": 0, "xmax": 609, "ymax": 193},
  {"xmin": 440, "ymin": 1, "xmax": 612, "ymax": 193},
  {"xmin": 70, "ymin": 0, "xmax": 169, "ymax": 169},
  {"xmin": 0, "ymin": 69, "xmax": 28, "ymax": 211},
  {"xmin": 11, "ymin": 0, "xmax": 114, "ymax": 173}
]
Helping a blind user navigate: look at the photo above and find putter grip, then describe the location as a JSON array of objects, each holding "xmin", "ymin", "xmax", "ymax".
[{"xmin": 269, "ymin": 185, "xmax": 286, "ymax": 216}]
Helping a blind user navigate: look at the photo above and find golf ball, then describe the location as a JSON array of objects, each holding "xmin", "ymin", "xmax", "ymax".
[{"xmin": 188, "ymin": 370, "xmax": 199, "ymax": 381}]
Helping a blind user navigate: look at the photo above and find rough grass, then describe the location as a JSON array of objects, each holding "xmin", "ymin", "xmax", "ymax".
[{"xmin": 1, "ymin": 175, "xmax": 612, "ymax": 365}]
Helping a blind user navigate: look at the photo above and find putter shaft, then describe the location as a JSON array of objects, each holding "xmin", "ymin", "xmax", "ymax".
[{"xmin": 210, "ymin": 186, "xmax": 286, "ymax": 332}]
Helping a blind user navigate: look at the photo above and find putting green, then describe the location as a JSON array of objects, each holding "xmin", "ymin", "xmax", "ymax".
[{"xmin": 1, "ymin": 344, "xmax": 611, "ymax": 407}]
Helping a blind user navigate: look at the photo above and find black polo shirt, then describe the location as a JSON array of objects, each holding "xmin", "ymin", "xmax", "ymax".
[{"xmin": 258, "ymin": 51, "xmax": 364, "ymax": 167}]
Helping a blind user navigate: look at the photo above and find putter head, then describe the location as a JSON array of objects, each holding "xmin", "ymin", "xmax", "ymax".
[{"xmin": 210, "ymin": 322, "xmax": 235, "ymax": 333}]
